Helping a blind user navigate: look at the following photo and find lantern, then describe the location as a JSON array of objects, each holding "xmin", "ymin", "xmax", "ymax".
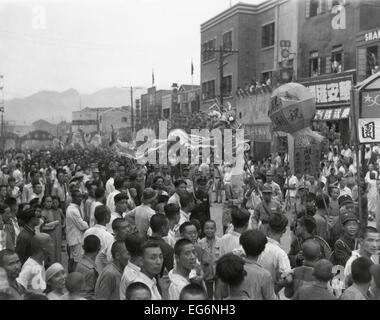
[{"xmin": 269, "ymin": 82, "xmax": 316, "ymax": 134}]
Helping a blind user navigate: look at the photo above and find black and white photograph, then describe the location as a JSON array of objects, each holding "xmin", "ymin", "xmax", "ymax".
[{"xmin": 0, "ymin": 0, "xmax": 380, "ymax": 304}]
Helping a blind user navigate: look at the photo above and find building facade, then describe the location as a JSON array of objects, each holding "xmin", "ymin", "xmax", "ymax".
[
  {"xmin": 101, "ymin": 107, "xmax": 132, "ymax": 141},
  {"xmin": 201, "ymin": 0, "xmax": 298, "ymax": 159},
  {"xmin": 297, "ymin": 0, "xmax": 380, "ymax": 144},
  {"xmin": 72, "ymin": 107, "xmax": 111, "ymax": 134}
]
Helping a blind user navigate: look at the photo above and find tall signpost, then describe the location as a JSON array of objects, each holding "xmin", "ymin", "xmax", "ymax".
[{"xmin": 353, "ymin": 72, "xmax": 380, "ymax": 227}]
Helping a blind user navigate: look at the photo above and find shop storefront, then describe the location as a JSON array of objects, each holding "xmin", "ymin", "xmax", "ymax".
[{"xmin": 299, "ymin": 70, "xmax": 355, "ymax": 145}]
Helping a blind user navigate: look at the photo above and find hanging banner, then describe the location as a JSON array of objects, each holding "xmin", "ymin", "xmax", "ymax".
[
  {"xmin": 358, "ymin": 118, "xmax": 380, "ymax": 143},
  {"xmin": 293, "ymin": 135, "xmax": 321, "ymax": 176}
]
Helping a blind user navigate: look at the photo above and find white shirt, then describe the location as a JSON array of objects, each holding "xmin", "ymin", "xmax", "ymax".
[
  {"xmin": 90, "ymin": 201, "xmax": 103, "ymax": 228},
  {"xmin": 66, "ymin": 203, "xmax": 88, "ymax": 247},
  {"xmin": 105, "ymin": 178, "xmax": 115, "ymax": 197},
  {"xmin": 168, "ymin": 270, "xmax": 190, "ymax": 300},
  {"xmin": 83, "ymin": 224, "xmax": 114, "ymax": 273},
  {"xmin": 285, "ymin": 175, "xmax": 299, "ymax": 198},
  {"xmin": 219, "ymin": 231, "xmax": 241, "ymax": 256},
  {"xmin": 258, "ymin": 238, "xmax": 291, "ymax": 283},
  {"xmin": 17, "ymin": 257, "xmax": 46, "ymax": 294},
  {"xmin": 344, "ymin": 250, "xmax": 379, "ymax": 287},
  {"xmin": 131, "ymin": 271, "xmax": 162, "ymax": 300},
  {"xmin": 106, "ymin": 189, "xmax": 120, "ymax": 213},
  {"xmin": 119, "ymin": 262, "xmax": 141, "ymax": 300},
  {"xmin": 338, "ymin": 186, "xmax": 352, "ymax": 199},
  {"xmin": 106, "ymin": 211, "xmax": 123, "ymax": 234},
  {"xmin": 168, "ymin": 193, "xmax": 181, "ymax": 208}
]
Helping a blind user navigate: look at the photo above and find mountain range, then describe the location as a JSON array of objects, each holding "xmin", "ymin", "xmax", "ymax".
[{"xmin": 4, "ymin": 87, "xmax": 137, "ymax": 124}]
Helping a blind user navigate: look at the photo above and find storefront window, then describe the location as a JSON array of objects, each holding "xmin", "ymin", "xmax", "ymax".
[
  {"xmin": 331, "ymin": 45, "xmax": 343, "ymax": 73},
  {"xmin": 367, "ymin": 45, "xmax": 379, "ymax": 76},
  {"xmin": 309, "ymin": 51, "xmax": 320, "ymax": 77}
]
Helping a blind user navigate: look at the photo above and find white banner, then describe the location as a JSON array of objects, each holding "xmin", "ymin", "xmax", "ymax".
[{"xmin": 358, "ymin": 118, "xmax": 380, "ymax": 143}]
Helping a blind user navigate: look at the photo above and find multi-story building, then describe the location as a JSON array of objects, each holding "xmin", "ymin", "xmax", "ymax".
[
  {"xmin": 297, "ymin": 0, "xmax": 380, "ymax": 145},
  {"xmin": 72, "ymin": 107, "xmax": 111, "ymax": 134},
  {"xmin": 201, "ymin": 0, "xmax": 298, "ymax": 160},
  {"xmin": 139, "ymin": 87, "xmax": 171, "ymax": 121},
  {"xmin": 101, "ymin": 106, "xmax": 132, "ymax": 141},
  {"xmin": 161, "ymin": 84, "xmax": 201, "ymax": 119}
]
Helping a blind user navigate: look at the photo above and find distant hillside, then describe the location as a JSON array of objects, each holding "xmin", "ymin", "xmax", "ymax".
[{"xmin": 5, "ymin": 87, "xmax": 136, "ymax": 124}]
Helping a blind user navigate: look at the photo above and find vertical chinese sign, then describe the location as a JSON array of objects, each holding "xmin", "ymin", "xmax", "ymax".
[{"xmin": 294, "ymin": 135, "xmax": 321, "ymax": 176}]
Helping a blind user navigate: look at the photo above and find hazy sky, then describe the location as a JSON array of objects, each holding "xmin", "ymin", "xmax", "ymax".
[{"xmin": 0, "ymin": 0, "xmax": 265, "ymax": 99}]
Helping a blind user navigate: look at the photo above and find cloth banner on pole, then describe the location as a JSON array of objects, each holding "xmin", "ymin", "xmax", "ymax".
[{"xmin": 293, "ymin": 135, "xmax": 321, "ymax": 177}]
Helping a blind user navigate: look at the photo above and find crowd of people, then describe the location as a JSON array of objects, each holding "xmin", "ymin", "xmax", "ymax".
[{"xmin": 0, "ymin": 141, "xmax": 379, "ymax": 301}]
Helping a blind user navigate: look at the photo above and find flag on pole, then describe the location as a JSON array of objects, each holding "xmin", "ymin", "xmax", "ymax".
[
  {"xmin": 152, "ymin": 69, "xmax": 155, "ymax": 86},
  {"xmin": 191, "ymin": 60, "xmax": 194, "ymax": 76}
]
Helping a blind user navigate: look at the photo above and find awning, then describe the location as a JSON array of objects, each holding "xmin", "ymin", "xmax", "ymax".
[{"xmin": 313, "ymin": 107, "xmax": 351, "ymax": 121}]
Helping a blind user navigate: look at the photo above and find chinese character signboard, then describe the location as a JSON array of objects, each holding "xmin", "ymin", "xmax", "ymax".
[
  {"xmin": 358, "ymin": 118, "xmax": 380, "ymax": 143},
  {"xmin": 314, "ymin": 107, "xmax": 350, "ymax": 121},
  {"xmin": 299, "ymin": 72, "xmax": 354, "ymax": 109},
  {"xmin": 361, "ymin": 91, "xmax": 380, "ymax": 118}
]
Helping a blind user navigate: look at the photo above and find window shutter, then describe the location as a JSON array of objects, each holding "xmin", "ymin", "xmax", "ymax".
[
  {"xmin": 320, "ymin": 57, "xmax": 325, "ymax": 75},
  {"xmin": 325, "ymin": 56, "xmax": 332, "ymax": 74},
  {"xmin": 343, "ymin": 51, "xmax": 352, "ymax": 71},
  {"xmin": 357, "ymin": 48, "xmax": 367, "ymax": 82},
  {"xmin": 305, "ymin": 0, "xmax": 311, "ymax": 18},
  {"xmin": 317, "ymin": 0, "xmax": 323, "ymax": 14}
]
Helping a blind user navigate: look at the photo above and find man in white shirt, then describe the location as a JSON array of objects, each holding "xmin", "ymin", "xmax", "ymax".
[
  {"xmin": 219, "ymin": 206, "xmax": 250, "ymax": 256},
  {"xmin": 83, "ymin": 205, "xmax": 114, "ymax": 273},
  {"xmin": 126, "ymin": 188, "xmax": 157, "ymax": 240},
  {"xmin": 169, "ymin": 238, "xmax": 204, "ymax": 300},
  {"xmin": 258, "ymin": 213, "xmax": 291, "ymax": 295},
  {"xmin": 107, "ymin": 193, "xmax": 128, "ymax": 234},
  {"xmin": 12, "ymin": 163, "xmax": 24, "ymax": 188},
  {"xmin": 90, "ymin": 187, "xmax": 106, "ymax": 228},
  {"xmin": 163, "ymin": 203, "xmax": 181, "ymax": 248},
  {"xmin": 106, "ymin": 178, "xmax": 123, "ymax": 213},
  {"xmin": 168, "ymin": 180, "xmax": 187, "ymax": 208},
  {"xmin": 285, "ymin": 173, "xmax": 302, "ymax": 208},
  {"xmin": 17, "ymin": 233, "xmax": 52, "ymax": 294},
  {"xmin": 129, "ymin": 242, "xmax": 171, "ymax": 300},
  {"xmin": 119, "ymin": 235, "xmax": 143, "ymax": 300},
  {"xmin": 365, "ymin": 163, "xmax": 378, "ymax": 183},
  {"xmin": 105, "ymin": 170, "xmax": 116, "ymax": 198},
  {"xmin": 344, "ymin": 226, "xmax": 380, "ymax": 287},
  {"xmin": 66, "ymin": 190, "xmax": 88, "ymax": 272}
]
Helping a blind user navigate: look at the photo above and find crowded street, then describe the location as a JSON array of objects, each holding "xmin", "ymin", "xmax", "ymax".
[{"xmin": 1, "ymin": 0, "xmax": 380, "ymax": 305}]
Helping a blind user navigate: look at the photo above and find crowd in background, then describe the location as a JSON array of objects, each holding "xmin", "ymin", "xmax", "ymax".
[{"xmin": 0, "ymin": 140, "xmax": 379, "ymax": 300}]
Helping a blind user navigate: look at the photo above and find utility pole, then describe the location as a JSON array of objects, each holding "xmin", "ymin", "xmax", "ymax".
[
  {"xmin": 204, "ymin": 45, "xmax": 238, "ymax": 106},
  {"xmin": 0, "ymin": 75, "xmax": 4, "ymax": 150},
  {"xmin": 130, "ymin": 86, "xmax": 134, "ymax": 137}
]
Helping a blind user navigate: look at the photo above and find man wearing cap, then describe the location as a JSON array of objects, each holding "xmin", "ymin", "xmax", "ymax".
[
  {"xmin": 126, "ymin": 188, "xmax": 158, "ymax": 240},
  {"xmin": 161, "ymin": 165, "xmax": 174, "ymax": 192},
  {"xmin": 181, "ymin": 166, "xmax": 194, "ymax": 194},
  {"xmin": 331, "ymin": 213, "xmax": 360, "ymax": 267},
  {"xmin": 253, "ymin": 184, "xmax": 282, "ymax": 235},
  {"xmin": 0, "ymin": 165, "xmax": 9, "ymax": 186},
  {"xmin": 266, "ymin": 170, "xmax": 282, "ymax": 204},
  {"xmin": 146, "ymin": 165, "xmax": 162, "ymax": 188},
  {"xmin": 91, "ymin": 168, "xmax": 104, "ymax": 189}
]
